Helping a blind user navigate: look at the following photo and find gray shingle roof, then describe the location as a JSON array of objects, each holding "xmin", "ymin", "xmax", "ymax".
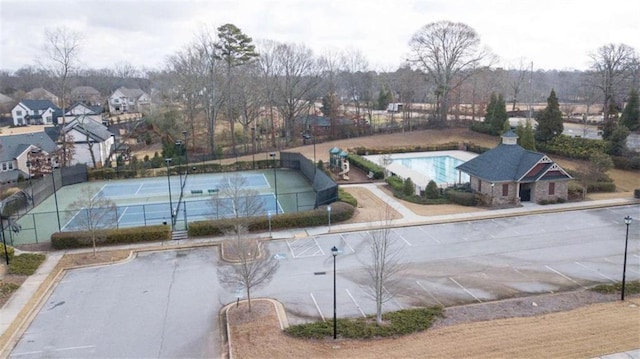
[
  {"xmin": 456, "ymin": 144, "xmax": 547, "ymax": 182},
  {"xmin": 0, "ymin": 132, "xmax": 58, "ymax": 162},
  {"xmin": 64, "ymin": 118, "xmax": 113, "ymax": 142},
  {"xmin": 19, "ymin": 99, "xmax": 59, "ymax": 111},
  {"xmin": 117, "ymin": 87, "xmax": 145, "ymax": 98}
]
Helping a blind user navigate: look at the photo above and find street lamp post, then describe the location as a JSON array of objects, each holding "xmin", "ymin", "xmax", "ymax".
[
  {"xmin": 270, "ymin": 153, "xmax": 278, "ymax": 214},
  {"xmin": 251, "ymin": 127, "xmax": 256, "ymax": 169},
  {"xmin": 267, "ymin": 211, "xmax": 272, "ymax": 238},
  {"xmin": 165, "ymin": 158, "xmax": 174, "ymax": 231},
  {"xmin": 327, "ymin": 205, "xmax": 332, "ymax": 232},
  {"xmin": 621, "ymin": 215, "xmax": 633, "ymax": 301},
  {"xmin": 331, "ymin": 245, "xmax": 339, "ymax": 339},
  {"xmin": 26, "ymin": 159, "xmax": 34, "ymax": 209},
  {"xmin": 1, "ymin": 210, "xmax": 8, "ymax": 265}
]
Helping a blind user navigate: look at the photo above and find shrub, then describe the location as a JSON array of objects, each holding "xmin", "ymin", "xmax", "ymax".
[
  {"xmin": 8, "ymin": 253, "xmax": 46, "ymax": 275},
  {"xmin": 403, "ymin": 178, "xmax": 415, "ymax": 196},
  {"xmin": 0, "ymin": 245, "xmax": 15, "ymax": 261},
  {"xmin": 188, "ymin": 202, "xmax": 356, "ymax": 237},
  {"xmin": 51, "ymin": 225, "xmax": 171, "ymax": 249},
  {"xmin": 445, "ymin": 189, "xmax": 477, "ymax": 206},
  {"xmin": 611, "ymin": 155, "xmax": 640, "ymax": 170},
  {"xmin": 424, "ymin": 180, "xmax": 441, "ymax": 199},
  {"xmin": 347, "ymin": 153, "xmax": 385, "ymax": 179},
  {"xmin": 338, "ymin": 188, "xmax": 358, "ymax": 207},
  {"xmin": 587, "ymin": 181, "xmax": 616, "ymax": 193},
  {"xmin": 536, "ymin": 135, "xmax": 608, "ymax": 160},
  {"xmin": 285, "ymin": 306, "xmax": 443, "ymax": 339},
  {"xmin": 386, "ymin": 176, "xmax": 404, "ymax": 192}
]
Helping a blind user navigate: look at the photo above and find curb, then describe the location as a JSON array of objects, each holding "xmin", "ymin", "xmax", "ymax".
[{"xmin": 222, "ymin": 298, "xmax": 289, "ymax": 359}]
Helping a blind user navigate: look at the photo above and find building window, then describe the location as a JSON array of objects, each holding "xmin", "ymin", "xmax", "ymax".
[
  {"xmin": 478, "ymin": 180, "xmax": 482, "ymax": 192},
  {"xmin": 8, "ymin": 162, "xmax": 13, "ymax": 170},
  {"xmin": 549, "ymin": 182, "xmax": 555, "ymax": 195},
  {"xmin": 16, "ymin": 110, "xmax": 22, "ymax": 116},
  {"xmin": 2, "ymin": 163, "xmax": 6, "ymax": 171},
  {"xmin": 502, "ymin": 183, "xmax": 509, "ymax": 196}
]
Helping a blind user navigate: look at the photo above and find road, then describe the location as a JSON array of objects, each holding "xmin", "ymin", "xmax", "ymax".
[{"xmin": 9, "ymin": 205, "xmax": 639, "ymax": 357}]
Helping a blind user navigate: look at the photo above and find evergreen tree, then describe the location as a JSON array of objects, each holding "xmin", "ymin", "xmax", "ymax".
[
  {"xmin": 424, "ymin": 180, "xmax": 440, "ymax": 199},
  {"xmin": 600, "ymin": 102, "xmax": 619, "ymax": 140},
  {"xmin": 621, "ymin": 88, "xmax": 639, "ymax": 131},
  {"xmin": 519, "ymin": 120, "xmax": 537, "ymax": 151},
  {"xmin": 502, "ymin": 119, "xmax": 511, "ymax": 134},
  {"xmin": 484, "ymin": 92, "xmax": 508, "ymax": 135},
  {"xmin": 535, "ymin": 89, "xmax": 563, "ymax": 142},
  {"xmin": 403, "ymin": 177, "xmax": 415, "ymax": 196},
  {"xmin": 377, "ymin": 88, "xmax": 392, "ymax": 110},
  {"xmin": 320, "ymin": 91, "xmax": 340, "ymax": 118},
  {"xmin": 607, "ymin": 125, "xmax": 629, "ymax": 156}
]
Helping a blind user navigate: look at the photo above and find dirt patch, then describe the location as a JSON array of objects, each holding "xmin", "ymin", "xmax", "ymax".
[
  {"xmin": 341, "ymin": 187, "xmax": 402, "ymax": 223},
  {"xmin": 228, "ymin": 293, "xmax": 640, "ymax": 359}
]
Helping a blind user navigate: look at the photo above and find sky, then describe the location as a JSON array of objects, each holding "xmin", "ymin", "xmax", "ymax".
[{"xmin": 1, "ymin": 0, "xmax": 639, "ymax": 73}]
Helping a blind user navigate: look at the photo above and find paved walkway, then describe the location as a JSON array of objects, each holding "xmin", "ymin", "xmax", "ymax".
[{"xmin": 1, "ymin": 186, "xmax": 638, "ymax": 356}]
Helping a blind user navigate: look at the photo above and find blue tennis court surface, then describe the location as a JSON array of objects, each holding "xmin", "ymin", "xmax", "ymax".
[
  {"xmin": 62, "ymin": 194, "xmax": 282, "ymax": 231},
  {"xmin": 96, "ymin": 173, "xmax": 269, "ymax": 198}
]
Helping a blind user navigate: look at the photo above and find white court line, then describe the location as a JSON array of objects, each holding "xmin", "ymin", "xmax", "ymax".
[
  {"xmin": 418, "ymin": 227, "xmax": 441, "ymax": 244},
  {"xmin": 134, "ymin": 183, "xmax": 144, "ymax": 195},
  {"xmin": 117, "ymin": 206, "xmax": 129, "ymax": 224},
  {"xmin": 340, "ymin": 234, "xmax": 355, "ymax": 253},
  {"xmin": 545, "ymin": 265, "xmax": 587, "ymax": 289},
  {"xmin": 449, "ymin": 277, "xmax": 482, "ymax": 303},
  {"xmin": 394, "ymin": 231, "xmax": 412, "ymax": 246},
  {"xmin": 90, "ymin": 184, "xmax": 107, "ymax": 201},
  {"xmin": 309, "ymin": 293, "xmax": 325, "ymax": 322},
  {"xmin": 345, "ymin": 289, "xmax": 366, "ymax": 317},
  {"xmin": 62, "ymin": 207, "xmax": 85, "ymax": 231},
  {"xmin": 415, "ymin": 280, "xmax": 443, "ymax": 306},
  {"xmin": 575, "ymin": 261, "xmax": 617, "ymax": 282}
]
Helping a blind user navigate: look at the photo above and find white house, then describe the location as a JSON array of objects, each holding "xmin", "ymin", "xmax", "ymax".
[
  {"xmin": 48, "ymin": 118, "xmax": 115, "ymax": 168},
  {"xmin": 11, "ymin": 100, "xmax": 60, "ymax": 126},
  {"xmin": 108, "ymin": 87, "xmax": 151, "ymax": 114},
  {"xmin": 65, "ymin": 103, "xmax": 106, "ymax": 124}
]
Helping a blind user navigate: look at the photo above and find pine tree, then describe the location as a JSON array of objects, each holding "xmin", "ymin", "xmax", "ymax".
[
  {"xmin": 484, "ymin": 93, "xmax": 508, "ymax": 135},
  {"xmin": 519, "ymin": 120, "xmax": 536, "ymax": 151},
  {"xmin": 535, "ymin": 89, "xmax": 563, "ymax": 142},
  {"xmin": 621, "ymin": 88, "xmax": 639, "ymax": 131},
  {"xmin": 377, "ymin": 88, "xmax": 392, "ymax": 110}
]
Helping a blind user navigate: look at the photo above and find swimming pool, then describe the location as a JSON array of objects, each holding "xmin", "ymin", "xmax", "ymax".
[{"xmin": 364, "ymin": 151, "xmax": 477, "ymax": 187}]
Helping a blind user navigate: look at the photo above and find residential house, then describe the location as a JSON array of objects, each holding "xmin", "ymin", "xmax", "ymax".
[
  {"xmin": 23, "ymin": 88, "xmax": 59, "ymax": 106},
  {"xmin": 70, "ymin": 86, "xmax": 102, "ymax": 106},
  {"xmin": 0, "ymin": 132, "xmax": 59, "ymax": 184},
  {"xmin": 456, "ymin": 131, "xmax": 572, "ymax": 206},
  {"xmin": 11, "ymin": 100, "xmax": 60, "ymax": 126},
  {"xmin": 46, "ymin": 117, "xmax": 114, "ymax": 168},
  {"xmin": 64, "ymin": 103, "xmax": 106, "ymax": 125},
  {"xmin": 108, "ymin": 87, "xmax": 150, "ymax": 114}
]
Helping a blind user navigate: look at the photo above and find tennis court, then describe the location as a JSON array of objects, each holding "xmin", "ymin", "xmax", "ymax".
[{"xmin": 62, "ymin": 194, "xmax": 281, "ymax": 231}]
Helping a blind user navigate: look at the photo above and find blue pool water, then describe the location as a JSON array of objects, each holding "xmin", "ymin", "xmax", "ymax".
[{"xmin": 397, "ymin": 156, "xmax": 469, "ymax": 185}]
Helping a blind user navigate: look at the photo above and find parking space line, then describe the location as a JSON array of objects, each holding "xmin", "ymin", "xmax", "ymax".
[
  {"xmin": 312, "ymin": 237, "xmax": 325, "ymax": 256},
  {"xmin": 394, "ymin": 230, "xmax": 412, "ymax": 246},
  {"xmin": 513, "ymin": 268, "xmax": 530, "ymax": 279},
  {"xmin": 417, "ymin": 227, "xmax": 440, "ymax": 244},
  {"xmin": 285, "ymin": 240, "xmax": 296, "ymax": 258},
  {"xmin": 449, "ymin": 277, "xmax": 482, "ymax": 303},
  {"xmin": 415, "ymin": 280, "xmax": 443, "ymax": 306},
  {"xmin": 574, "ymin": 261, "xmax": 616, "ymax": 282},
  {"xmin": 340, "ymin": 234, "xmax": 355, "ymax": 254},
  {"xmin": 309, "ymin": 293, "xmax": 325, "ymax": 321},
  {"xmin": 545, "ymin": 265, "xmax": 587, "ymax": 289},
  {"xmin": 345, "ymin": 289, "xmax": 366, "ymax": 317},
  {"xmin": 383, "ymin": 285, "xmax": 403, "ymax": 309}
]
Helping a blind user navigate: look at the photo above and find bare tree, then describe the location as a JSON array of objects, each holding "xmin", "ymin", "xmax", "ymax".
[
  {"xmin": 508, "ymin": 59, "xmax": 529, "ymax": 111},
  {"xmin": 362, "ymin": 203, "xmax": 405, "ymax": 324},
  {"xmin": 40, "ymin": 27, "xmax": 82, "ymax": 167},
  {"xmin": 66, "ymin": 187, "xmax": 117, "ymax": 255},
  {"xmin": 588, "ymin": 43, "xmax": 638, "ymax": 123},
  {"xmin": 217, "ymin": 225, "xmax": 279, "ymax": 311},
  {"xmin": 272, "ymin": 42, "xmax": 322, "ymax": 145},
  {"xmin": 408, "ymin": 21, "xmax": 491, "ymax": 125},
  {"xmin": 213, "ymin": 173, "xmax": 279, "ymax": 311}
]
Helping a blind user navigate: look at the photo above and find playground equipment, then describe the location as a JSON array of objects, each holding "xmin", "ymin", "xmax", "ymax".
[{"xmin": 338, "ymin": 159, "xmax": 350, "ymax": 180}]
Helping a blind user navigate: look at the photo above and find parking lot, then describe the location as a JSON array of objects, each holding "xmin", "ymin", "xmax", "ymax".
[{"xmin": 9, "ymin": 205, "xmax": 639, "ymax": 357}]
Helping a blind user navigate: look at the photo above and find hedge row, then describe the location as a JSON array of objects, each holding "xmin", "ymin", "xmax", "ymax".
[
  {"xmin": 611, "ymin": 155, "xmax": 640, "ymax": 170},
  {"xmin": 188, "ymin": 202, "xmax": 355, "ymax": 237},
  {"xmin": 536, "ymin": 135, "xmax": 609, "ymax": 160},
  {"xmin": 350, "ymin": 142, "xmax": 460, "ymax": 156},
  {"xmin": 51, "ymin": 225, "xmax": 171, "ymax": 249},
  {"xmin": 338, "ymin": 188, "xmax": 358, "ymax": 207},
  {"xmin": 346, "ymin": 154, "xmax": 385, "ymax": 179},
  {"xmin": 587, "ymin": 181, "xmax": 616, "ymax": 193},
  {"xmin": 444, "ymin": 189, "xmax": 477, "ymax": 206}
]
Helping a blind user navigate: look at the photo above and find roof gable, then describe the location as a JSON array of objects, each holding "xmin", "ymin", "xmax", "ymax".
[
  {"xmin": 20, "ymin": 99, "xmax": 59, "ymax": 111},
  {"xmin": 0, "ymin": 132, "xmax": 58, "ymax": 162}
]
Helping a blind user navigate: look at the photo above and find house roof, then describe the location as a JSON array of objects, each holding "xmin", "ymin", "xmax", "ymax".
[
  {"xmin": 24, "ymin": 88, "xmax": 58, "ymax": 100},
  {"xmin": 71, "ymin": 86, "xmax": 101, "ymax": 96},
  {"xmin": 57, "ymin": 118, "xmax": 113, "ymax": 142},
  {"xmin": 0, "ymin": 132, "xmax": 58, "ymax": 162},
  {"xmin": 67, "ymin": 102, "xmax": 104, "ymax": 115},
  {"xmin": 19, "ymin": 99, "xmax": 59, "ymax": 111},
  {"xmin": 115, "ymin": 87, "xmax": 146, "ymax": 98},
  {"xmin": 456, "ymin": 143, "xmax": 570, "ymax": 182}
]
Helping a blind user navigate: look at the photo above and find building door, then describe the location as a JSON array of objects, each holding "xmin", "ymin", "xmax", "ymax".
[{"xmin": 519, "ymin": 183, "xmax": 532, "ymax": 201}]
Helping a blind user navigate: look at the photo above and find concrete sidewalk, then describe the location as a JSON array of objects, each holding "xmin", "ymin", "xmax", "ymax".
[{"xmin": 0, "ymin": 189, "xmax": 638, "ymax": 356}]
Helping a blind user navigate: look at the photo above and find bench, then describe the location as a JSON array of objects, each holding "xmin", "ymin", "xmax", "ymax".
[
  {"xmin": 367, "ymin": 171, "xmax": 375, "ymax": 179},
  {"xmin": 208, "ymin": 189, "xmax": 219, "ymax": 194},
  {"xmin": 190, "ymin": 189, "xmax": 203, "ymax": 195}
]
